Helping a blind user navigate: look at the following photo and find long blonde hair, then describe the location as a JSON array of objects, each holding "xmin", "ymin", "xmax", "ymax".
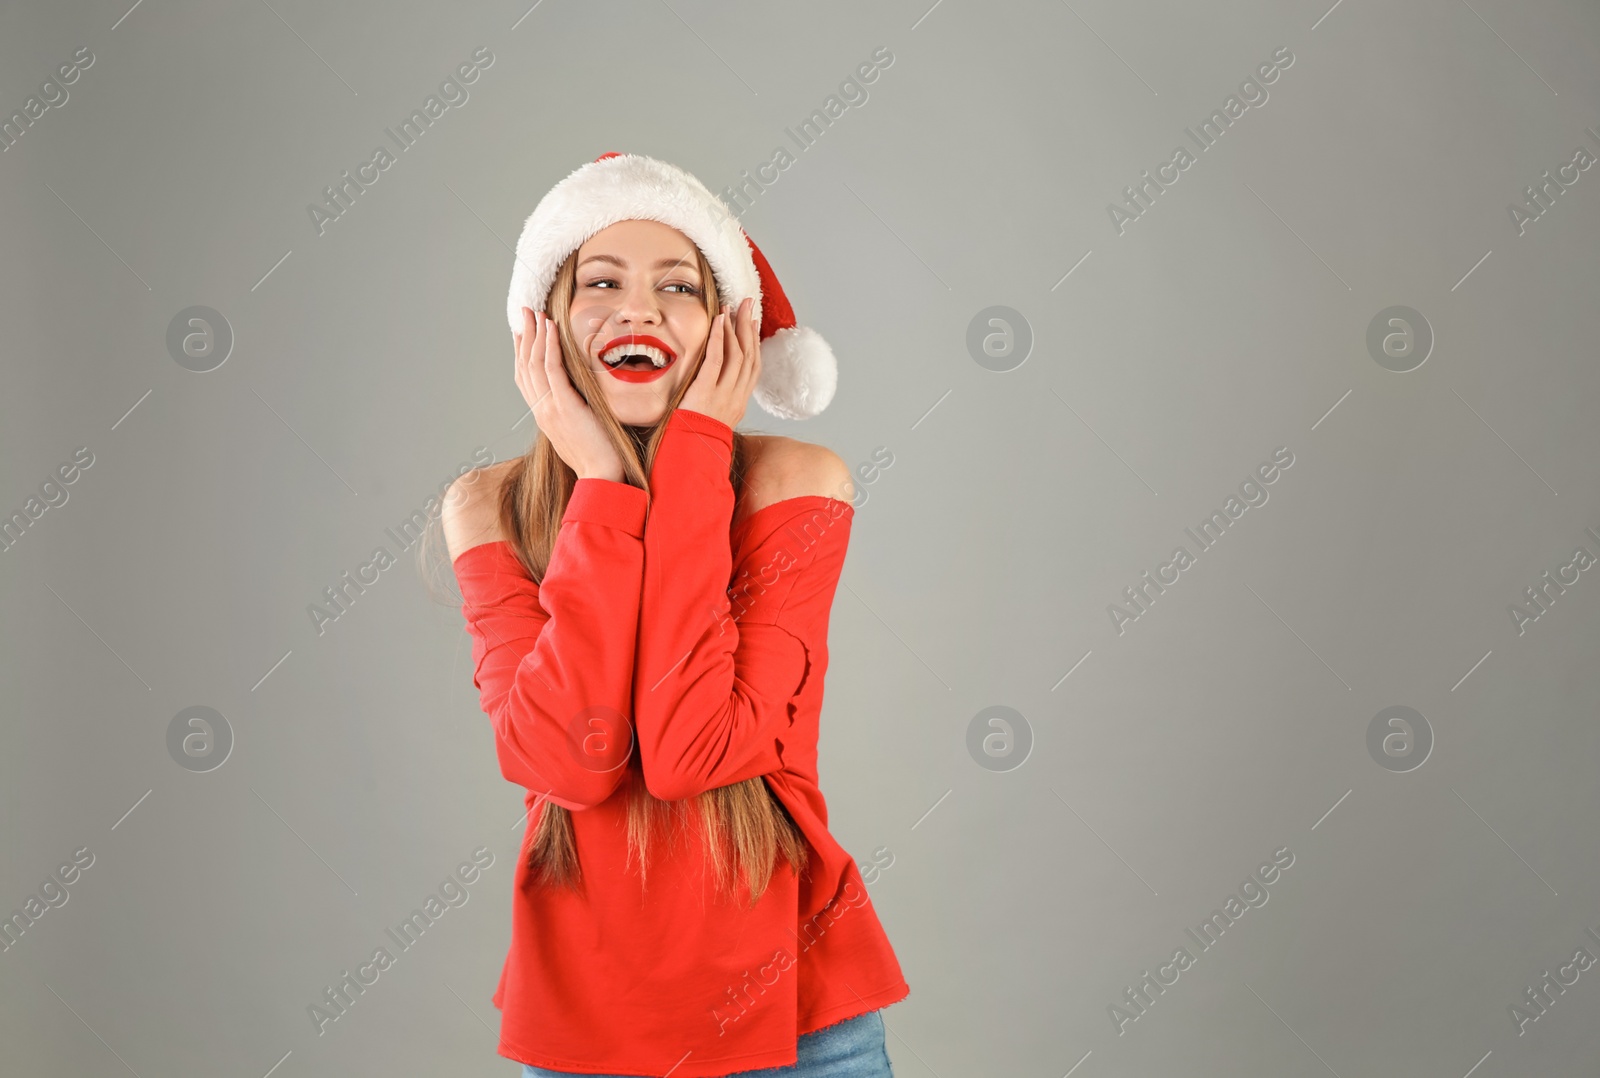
[{"xmin": 425, "ymin": 243, "xmax": 808, "ymax": 909}]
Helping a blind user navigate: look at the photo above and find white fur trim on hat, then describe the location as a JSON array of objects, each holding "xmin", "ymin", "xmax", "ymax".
[{"xmin": 507, "ymin": 154, "xmax": 761, "ymax": 332}]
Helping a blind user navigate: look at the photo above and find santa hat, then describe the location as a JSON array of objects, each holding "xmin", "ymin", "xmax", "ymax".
[{"xmin": 506, "ymin": 151, "xmax": 837, "ymax": 421}]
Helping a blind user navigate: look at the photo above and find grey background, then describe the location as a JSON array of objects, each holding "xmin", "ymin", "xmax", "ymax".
[{"xmin": 3, "ymin": 0, "xmax": 1599, "ymax": 1075}]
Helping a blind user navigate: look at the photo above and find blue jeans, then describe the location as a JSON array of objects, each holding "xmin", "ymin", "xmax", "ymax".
[{"xmin": 518, "ymin": 1009, "xmax": 892, "ymax": 1077}]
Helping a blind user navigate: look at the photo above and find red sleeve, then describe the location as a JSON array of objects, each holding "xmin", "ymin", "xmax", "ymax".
[
  {"xmin": 453, "ymin": 478, "xmax": 648, "ymax": 810},
  {"xmin": 633, "ymin": 408, "xmax": 852, "ymax": 801}
]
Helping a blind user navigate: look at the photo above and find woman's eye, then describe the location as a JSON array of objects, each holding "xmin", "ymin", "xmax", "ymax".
[{"xmin": 583, "ymin": 279, "xmax": 700, "ymax": 295}]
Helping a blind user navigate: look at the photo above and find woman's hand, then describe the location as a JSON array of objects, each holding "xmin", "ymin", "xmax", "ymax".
[
  {"xmin": 681, "ymin": 297, "xmax": 761, "ymax": 430},
  {"xmin": 514, "ymin": 307, "xmax": 625, "ymax": 482}
]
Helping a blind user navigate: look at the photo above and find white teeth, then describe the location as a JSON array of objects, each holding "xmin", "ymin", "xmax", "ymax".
[{"xmin": 601, "ymin": 343, "xmax": 671, "ymax": 367}]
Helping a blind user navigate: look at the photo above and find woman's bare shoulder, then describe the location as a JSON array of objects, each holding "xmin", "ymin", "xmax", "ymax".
[
  {"xmin": 740, "ymin": 434, "xmax": 854, "ymax": 515},
  {"xmin": 441, "ymin": 458, "xmax": 520, "ymax": 561}
]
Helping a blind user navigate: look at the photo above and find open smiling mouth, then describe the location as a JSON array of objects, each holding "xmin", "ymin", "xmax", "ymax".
[{"xmin": 599, "ymin": 335, "xmax": 677, "ymax": 383}]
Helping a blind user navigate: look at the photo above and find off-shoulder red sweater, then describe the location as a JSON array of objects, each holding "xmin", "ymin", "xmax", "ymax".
[{"xmin": 452, "ymin": 407, "xmax": 909, "ymax": 1077}]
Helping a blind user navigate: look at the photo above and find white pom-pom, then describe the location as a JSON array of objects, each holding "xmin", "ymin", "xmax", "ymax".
[{"xmin": 755, "ymin": 325, "xmax": 837, "ymax": 421}]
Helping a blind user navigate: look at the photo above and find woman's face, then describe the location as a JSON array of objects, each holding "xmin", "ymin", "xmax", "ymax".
[{"xmin": 565, "ymin": 218, "xmax": 713, "ymax": 427}]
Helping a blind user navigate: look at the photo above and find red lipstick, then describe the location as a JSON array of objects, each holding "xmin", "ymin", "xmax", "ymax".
[{"xmin": 599, "ymin": 334, "xmax": 677, "ymax": 383}]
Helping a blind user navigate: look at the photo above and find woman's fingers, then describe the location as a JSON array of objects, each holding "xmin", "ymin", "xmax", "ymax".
[
  {"xmin": 735, "ymin": 297, "xmax": 759, "ymax": 394},
  {"xmin": 525, "ymin": 308, "xmax": 553, "ymax": 411},
  {"xmin": 702, "ymin": 309, "xmax": 727, "ymax": 385},
  {"xmin": 733, "ymin": 297, "xmax": 754, "ymax": 366},
  {"xmin": 723, "ymin": 303, "xmax": 741, "ymax": 386},
  {"xmin": 514, "ymin": 308, "xmax": 529, "ymax": 372},
  {"xmin": 542, "ymin": 309, "xmax": 575, "ymax": 408},
  {"xmin": 680, "ymin": 298, "xmax": 762, "ymax": 429},
  {"xmin": 513, "ymin": 308, "xmax": 532, "ymax": 403}
]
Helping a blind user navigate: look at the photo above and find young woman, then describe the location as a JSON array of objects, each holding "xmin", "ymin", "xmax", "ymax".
[{"xmin": 439, "ymin": 153, "xmax": 909, "ymax": 1077}]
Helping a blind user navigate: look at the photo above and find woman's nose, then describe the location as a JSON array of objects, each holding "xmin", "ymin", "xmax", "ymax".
[{"xmin": 614, "ymin": 284, "xmax": 661, "ymax": 324}]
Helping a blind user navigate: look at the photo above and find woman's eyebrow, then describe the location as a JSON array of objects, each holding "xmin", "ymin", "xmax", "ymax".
[{"xmin": 577, "ymin": 253, "xmax": 699, "ymax": 271}]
